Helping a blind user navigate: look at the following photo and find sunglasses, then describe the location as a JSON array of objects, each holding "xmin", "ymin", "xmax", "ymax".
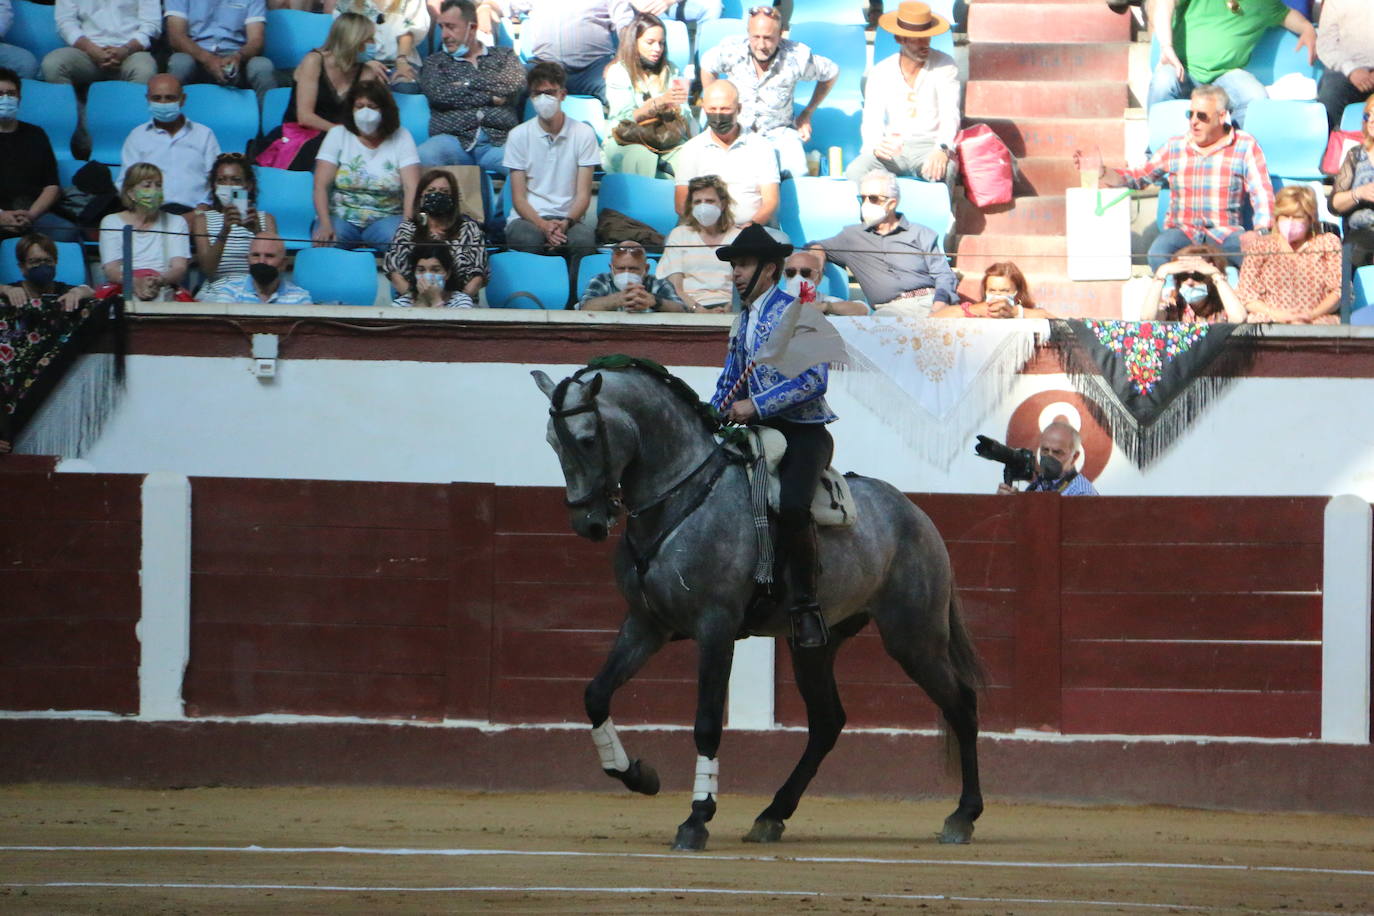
[
  {"xmin": 856, "ymin": 194, "xmax": 889, "ymax": 205},
  {"xmin": 1365, "ymin": 113, "xmax": 1373, "ymax": 123},
  {"xmin": 783, "ymin": 267, "xmax": 816, "ymax": 278},
  {"xmin": 748, "ymin": 5, "xmax": 781, "ymax": 17},
  {"xmin": 1184, "ymin": 109, "xmax": 1224, "ymax": 123}
]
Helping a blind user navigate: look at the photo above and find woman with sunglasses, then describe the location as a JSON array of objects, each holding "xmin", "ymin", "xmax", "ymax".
[
  {"xmin": 1238, "ymin": 185, "xmax": 1340, "ymax": 324},
  {"xmin": 192, "ymin": 154, "xmax": 280, "ymax": 286},
  {"xmin": 1140, "ymin": 244, "xmax": 1246, "ymax": 323},
  {"xmin": 1331, "ymin": 95, "xmax": 1374, "ymax": 282}
]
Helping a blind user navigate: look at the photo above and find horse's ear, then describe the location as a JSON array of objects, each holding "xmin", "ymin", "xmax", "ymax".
[
  {"xmin": 587, "ymin": 373, "xmax": 604, "ymax": 396},
  {"xmin": 531, "ymin": 370, "xmax": 557, "ymax": 401}
]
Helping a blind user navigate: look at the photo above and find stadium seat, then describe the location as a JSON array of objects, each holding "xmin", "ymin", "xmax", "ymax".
[
  {"xmin": 261, "ymin": 86, "xmax": 293, "ymax": 135},
  {"xmin": 1244, "ymin": 99, "xmax": 1326, "ymax": 180},
  {"xmin": 254, "ymin": 167, "xmax": 315, "ymax": 251},
  {"xmin": 664, "ymin": 18, "xmax": 690, "ymax": 75},
  {"xmin": 395, "ymin": 92, "xmax": 431, "ymax": 143},
  {"xmin": 86, "ymin": 81, "xmax": 149, "ymax": 165},
  {"xmin": 784, "ymin": 177, "xmax": 860, "ymax": 243},
  {"xmin": 185, "ymin": 84, "xmax": 260, "ymax": 155},
  {"xmin": 786, "ymin": 23, "xmax": 866, "ymax": 104},
  {"xmin": 486, "ymin": 250, "xmax": 570, "ymax": 308},
  {"xmin": 896, "ymin": 177, "xmax": 953, "ymax": 249},
  {"xmin": 522, "ymin": 95, "xmax": 605, "ymax": 143},
  {"xmin": 695, "ymin": 18, "xmax": 744, "ymax": 64},
  {"xmin": 264, "ymin": 10, "xmax": 332, "ymax": 71},
  {"xmin": 823, "ymin": 260, "xmax": 850, "ymax": 300},
  {"xmin": 796, "ymin": 102, "xmax": 862, "ymax": 176},
  {"xmin": 290, "ymin": 246, "xmax": 378, "ymax": 304},
  {"xmin": 1244, "ymin": 26, "xmax": 1321, "ymax": 85},
  {"xmin": 1146, "ymin": 98, "xmax": 1190, "ymax": 154},
  {"xmin": 0, "ymin": 238, "xmax": 87, "ymax": 287},
  {"xmin": 1340, "ymin": 102, "xmax": 1364, "ymax": 132},
  {"xmin": 19, "ymin": 79, "xmax": 78, "ymax": 167},
  {"xmin": 597, "ymin": 173, "xmax": 680, "ymax": 238},
  {"xmin": 786, "ymin": 0, "xmax": 868, "ymax": 24},
  {"xmin": 719, "ymin": 0, "xmax": 744, "ymax": 17},
  {"xmin": 1354, "ymin": 265, "xmax": 1374, "ymax": 312},
  {"xmin": 7, "ymin": 0, "xmax": 64, "ymax": 60}
]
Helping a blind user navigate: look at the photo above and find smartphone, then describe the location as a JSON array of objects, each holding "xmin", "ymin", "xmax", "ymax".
[{"xmin": 230, "ymin": 187, "xmax": 249, "ymax": 221}]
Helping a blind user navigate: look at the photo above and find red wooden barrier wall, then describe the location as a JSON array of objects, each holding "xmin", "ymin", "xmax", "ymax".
[{"xmin": 0, "ymin": 472, "xmax": 142, "ymax": 713}]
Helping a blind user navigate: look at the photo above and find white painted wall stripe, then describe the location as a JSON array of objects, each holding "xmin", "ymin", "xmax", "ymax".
[
  {"xmin": 137, "ymin": 472, "xmax": 192, "ymax": 721},
  {"xmin": 1321, "ymin": 494, "xmax": 1372, "ymax": 744}
]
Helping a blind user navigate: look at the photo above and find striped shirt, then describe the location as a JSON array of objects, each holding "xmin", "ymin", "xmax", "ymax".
[
  {"xmin": 201, "ymin": 209, "xmax": 269, "ymax": 281},
  {"xmin": 1117, "ymin": 128, "xmax": 1275, "ymax": 245}
]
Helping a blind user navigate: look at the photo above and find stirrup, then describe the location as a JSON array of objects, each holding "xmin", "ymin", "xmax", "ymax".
[{"xmin": 789, "ymin": 604, "xmax": 829, "ymax": 649}]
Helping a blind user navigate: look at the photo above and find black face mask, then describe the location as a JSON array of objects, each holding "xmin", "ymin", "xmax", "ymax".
[
  {"xmin": 1037, "ymin": 454, "xmax": 1064, "ymax": 482},
  {"xmin": 23, "ymin": 264, "xmax": 56, "ymax": 287},
  {"xmin": 249, "ymin": 262, "xmax": 279, "ymax": 286},
  {"xmin": 420, "ymin": 191, "xmax": 456, "ymax": 217},
  {"xmin": 707, "ymin": 113, "xmax": 736, "ymax": 135}
]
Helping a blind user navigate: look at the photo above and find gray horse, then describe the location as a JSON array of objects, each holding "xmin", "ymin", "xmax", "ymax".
[{"xmin": 532, "ymin": 359, "xmax": 983, "ymax": 851}]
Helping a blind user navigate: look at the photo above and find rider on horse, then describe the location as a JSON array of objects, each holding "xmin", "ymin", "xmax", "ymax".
[{"xmin": 711, "ymin": 223, "xmax": 836, "ymax": 649}]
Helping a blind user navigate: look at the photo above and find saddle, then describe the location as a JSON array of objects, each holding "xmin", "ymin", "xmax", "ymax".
[{"xmin": 749, "ymin": 427, "xmax": 858, "ymax": 528}]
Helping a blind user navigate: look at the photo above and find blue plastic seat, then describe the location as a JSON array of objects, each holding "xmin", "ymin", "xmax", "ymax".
[
  {"xmin": 795, "ymin": 101, "xmax": 862, "ymax": 176},
  {"xmin": 395, "ymin": 92, "xmax": 431, "ymax": 143},
  {"xmin": 786, "ymin": 0, "xmax": 868, "ymax": 24},
  {"xmin": 254, "ymin": 166, "xmax": 316, "ymax": 251},
  {"xmin": 1340, "ymin": 102, "xmax": 1365, "ymax": 133},
  {"xmin": 1244, "ymin": 98, "xmax": 1327, "ymax": 180},
  {"xmin": 289, "ymin": 246, "xmax": 379, "ymax": 304},
  {"xmin": 786, "ymin": 22, "xmax": 866, "ymax": 105},
  {"xmin": 822, "ymin": 261, "xmax": 850, "ymax": 300},
  {"xmin": 86, "ymin": 81, "xmax": 149, "ymax": 166},
  {"xmin": 895, "ymin": 177, "xmax": 953, "ymax": 251},
  {"xmin": 786, "ymin": 176, "xmax": 860, "ymax": 243},
  {"xmin": 695, "ymin": 18, "xmax": 744, "ymax": 65},
  {"xmin": 18, "ymin": 79, "xmax": 77, "ymax": 166},
  {"xmin": 486, "ymin": 250, "xmax": 570, "ymax": 308},
  {"xmin": 1148, "ymin": 26, "xmax": 1319, "ymax": 84},
  {"xmin": 0, "ymin": 238, "xmax": 87, "ymax": 287},
  {"xmin": 261, "ymin": 86, "xmax": 293, "ymax": 135},
  {"xmin": 664, "ymin": 18, "xmax": 690, "ymax": 75},
  {"xmin": 597, "ymin": 173, "xmax": 680, "ymax": 237},
  {"xmin": 1147, "ymin": 98, "xmax": 1190, "ymax": 154},
  {"xmin": 263, "ymin": 10, "xmax": 332, "ymax": 71},
  {"xmin": 1354, "ymin": 265, "xmax": 1374, "ymax": 312},
  {"xmin": 185, "ymin": 84, "xmax": 260, "ymax": 155},
  {"xmin": 7, "ymin": 0, "xmax": 64, "ymax": 60}
]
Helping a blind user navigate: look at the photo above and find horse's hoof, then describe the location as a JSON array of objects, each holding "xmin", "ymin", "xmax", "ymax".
[
  {"xmin": 671, "ymin": 823, "xmax": 709, "ymax": 851},
  {"xmin": 938, "ymin": 815, "xmax": 974, "ymax": 845},
  {"xmin": 743, "ymin": 818, "xmax": 785, "ymax": 843},
  {"xmin": 623, "ymin": 759, "xmax": 660, "ymax": 796}
]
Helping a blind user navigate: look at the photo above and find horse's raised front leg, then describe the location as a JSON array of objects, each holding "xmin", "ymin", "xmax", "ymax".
[
  {"xmin": 586, "ymin": 612, "xmax": 669, "ymax": 796},
  {"xmin": 671, "ymin": 617, "xmax": 736, "ymax": 852}
]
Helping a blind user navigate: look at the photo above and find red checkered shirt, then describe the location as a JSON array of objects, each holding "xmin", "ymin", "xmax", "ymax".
[{"xmin": 1117, "ymin": 128, "xmax": 1275, "ymax": 246}]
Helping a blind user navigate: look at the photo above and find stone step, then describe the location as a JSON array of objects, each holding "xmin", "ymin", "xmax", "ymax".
[
  {"xmin": 955, "ymin": 233, "xmax": 1068, "ymax": 275},
  {"xmin": 966, "ymin": 2, "xmax": 1132, "ymax": 44},
  {"xmin": 1016, "ymin": 156, "xmax": 1088, "ymax": 197},
  {"xmin": 956, "ymin": 193, "xmax": 1067, "ymax": 236},
  {"xmin": 955, "ymin": 273, "xmax": 1127, "ymax": 318},
  {"xmin": 980, "ymin": 116, "xmax": 1125, "ymax": 159},
  {"xmin": 968, "ymin": 42, "xmax": 1130, "ymax": 83},
  {"xmin": 965, "ymin": 80, "xmax": 1128, "ymax": 119}
]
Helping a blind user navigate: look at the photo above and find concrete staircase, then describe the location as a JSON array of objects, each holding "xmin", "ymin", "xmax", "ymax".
[{"xmin": 954, "ymin": 0, "xmax": 1134, "ymax": 316}]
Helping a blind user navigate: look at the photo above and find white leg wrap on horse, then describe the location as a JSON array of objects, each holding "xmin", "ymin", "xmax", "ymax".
[
  {"xmin": 591, "ymin": 719, "xmax": 631, "ymax": 772},
  {"xmin": 692, "ymin": 755, "xmax": 719, "ymax": 801}
]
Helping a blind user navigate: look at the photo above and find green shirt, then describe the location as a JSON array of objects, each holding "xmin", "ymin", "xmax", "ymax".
[{"xmin": 1174, "ymin": 0, "xmax": 1289, "ymax": 84}]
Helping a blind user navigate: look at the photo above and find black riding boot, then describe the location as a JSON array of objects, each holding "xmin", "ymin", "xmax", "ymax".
[{"xmin": 781, "ymin": 519, "xmax": 827, "ymax": 648}]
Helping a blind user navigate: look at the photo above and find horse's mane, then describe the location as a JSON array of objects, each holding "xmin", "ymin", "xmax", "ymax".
[{"xmin": 581, "ymin": 354, "xmax": 724, "ymax": 436}]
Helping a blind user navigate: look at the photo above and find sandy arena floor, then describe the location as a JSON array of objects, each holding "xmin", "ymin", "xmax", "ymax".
[{"xmin": 1, "ymin": 785, "xmax": 1371, "ymax": 914}]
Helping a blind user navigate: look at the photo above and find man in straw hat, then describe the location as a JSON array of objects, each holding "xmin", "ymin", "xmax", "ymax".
[
  {"xmin": 710, "ymin": 223, "xmax": 837, "ymax": 648},
  {"xmin": 845, "ymin": 1, "xmax": 959, "ymax": 189}
]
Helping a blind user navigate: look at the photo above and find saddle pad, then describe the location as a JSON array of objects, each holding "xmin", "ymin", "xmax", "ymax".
[{"xmin": 753, "ymin": 428, "xmax": 857, "ymax": 528}]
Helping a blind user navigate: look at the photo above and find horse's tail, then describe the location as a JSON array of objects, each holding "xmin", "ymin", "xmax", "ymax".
[{"xmin": 942, "ymin": 582, "xmax": 984, "ymax": 774}]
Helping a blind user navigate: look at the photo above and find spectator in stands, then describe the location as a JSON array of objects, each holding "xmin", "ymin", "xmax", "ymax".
[
  {"xmin": 846, "ymin": 2, "xmax": 957, "ymax": 188},
  {"xmin": 503, "ymin": 62, "xmax": 599, "ymax": 258},
  {"xmin": 602, "ymin": 12, "xmax": 694, "ymax": 178},
  {"xmin": 0, "ymin": 0, "xmax": 38, "ymax": 79},
  {"xmin": 1148, "ymin": 0, "xmax": 1316, "ymax": 128},
  {"xmin": 578, "ymin": 239, "xmax": 684, "ymax": 311},
  {"xmin": 42, "ymin": 0, "xmax": 158, "ymax": 86},
  {"xmin": 192, "ymin": 153, "xmax": 279, "ymax": 284},
  {"xmin": 332, "ymin": 0, "xmax": 429, "ymax": 95},
  {"xmin": 477, "ymin": 0, "xmax": 617, "ymax": 102},
  {"xmin": 118, "ymin": 75, "xmax": 221, "ymax": 214},
  {"xmin": 1238, "ymin": 184, "xmax": 1340, "ymax": 324},
  {"xmin": 1084, "ymin": 84, "xmax": 1274, "ymax": 269},
  {"xmin": 416, "ymin": 0, "xmax": 525, "ymax": 174},
  {"xmin": 0, "ymin": 232, "xmax": 93, "ymax": 310},
  {"xmin": 1141, "ymin": 243, "xmax": 1246, "ymax": 323},
  {"xmin": 165, "ymin": 0, "xmax": 276, "ymax": 99},
  {"xmin": 783, "ymin": 246, "xmax": 868, "ymax": 315},
  {"xmin": 275, "ymin": 12, "xmax": 388, "ymax": 171},
  {"xmin": 1331, "ymin": 94, "xmax": 1374, "ymax": 274},
  {"xmin": 392, "ymin": 243, "xmax": 475, "ymax": 307},
  {"xmin": 312, "ymin": 79, "xmax": 421, "ymax": 252},
  {"xmin": 673, "ymin": 80, "xmax": 780, "ymax": 228},
  {"xmin": 384, "ymin": 169, "xmax": 487, "ymax": 302},
  {"xmin": 698, "ymin": 4, "xmax": 837, "ymax": 180},
  {"xmin": 611, "ymin": 0, "xmax": 721, "ymax": 28},
  {"xmin": 99, "ymin": 162, "xmax": 191, "ymax": 302},
  {"xmin": 202, "ymin": 232, "xmax": 313, "ymax": 304},
  {"xmin": 1317, "ymin": 0, "xmax": 1374, "ymax": 132},
  {"xmin": 996, "ymin": 421, "xmax": 1098, "ymax": 496},
  {"xmin": 810, "ymin": 170, "xmax": 956, "ymax": 317},
  {"xmin": 0, "ymin": 70, "xmax": 79, "ymax": 244},
  {"xmin": 659, "ymin": 174, "xmax": 739, "ymax": 312},
  {"xmin": 932, "ymin": 261, "xmax": 1054, "ymax": 319}
]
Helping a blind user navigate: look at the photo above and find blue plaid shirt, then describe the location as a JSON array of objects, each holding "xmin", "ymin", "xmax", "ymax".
[{"xmin": 1028, "ymin": 472, "xmax": 1099, "ymax": 496}]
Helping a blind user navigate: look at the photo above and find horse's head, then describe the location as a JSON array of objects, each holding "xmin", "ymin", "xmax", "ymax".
[{"xmin": 533, "ymin": 369, "xmax": 638, "ymax": 542}]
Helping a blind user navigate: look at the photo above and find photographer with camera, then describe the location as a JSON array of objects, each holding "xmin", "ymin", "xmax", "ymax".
[{"xmin": 975, "ymin": 421, "xmax": 1099, "ymax": 496}]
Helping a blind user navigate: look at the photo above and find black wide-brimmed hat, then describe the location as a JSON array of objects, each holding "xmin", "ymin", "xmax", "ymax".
[{"xmin": 715, "ymin": 223, "xmax": 794, "ymax": 262}]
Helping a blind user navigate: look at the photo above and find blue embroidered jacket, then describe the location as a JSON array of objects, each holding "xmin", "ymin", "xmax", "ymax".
[{"xmin": 710, "ymin": 285, "xmax": 837, "ymax": 423}]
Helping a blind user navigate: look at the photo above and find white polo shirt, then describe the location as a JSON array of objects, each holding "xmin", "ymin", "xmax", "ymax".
[
  {"xmin": 502, "ymin": 114, "xmax": 600, "ymax": 224},
  {"xmin": 674, "ymin": 130, "xmax": 780, "ymax": 226},
  {"xmin": 118, "ymin": 119, "xmax": 221, "ymax": 209}
]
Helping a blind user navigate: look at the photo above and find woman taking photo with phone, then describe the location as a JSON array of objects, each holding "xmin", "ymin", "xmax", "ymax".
[{"xmin": 192, "ymin": 153, "xmax": 279, "ymax": 287}]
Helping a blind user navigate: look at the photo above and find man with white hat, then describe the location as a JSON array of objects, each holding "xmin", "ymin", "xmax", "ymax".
[{"xmin": 845, "ymin": 1, "xmax": 959, "ymax": 189}]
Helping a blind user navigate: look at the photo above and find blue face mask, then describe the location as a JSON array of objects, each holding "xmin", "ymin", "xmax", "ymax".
[
  {"xmin": 450, "ymin": 42, "xmax": 469, "ymax": 59},
  {"xmin": 1178, "ymin": 283, "xmax": 1210, "ymax": 305},
  {"xmin": 0, "ymin": 95, "xmax": 18, "ymax": 120},
  {"xmin": 149, "ymin": 101, "xmax": 182, "ymax": 123},
  {"xmin": 359, "ymin": 42, "xmax": 378, "ymax": 62}
]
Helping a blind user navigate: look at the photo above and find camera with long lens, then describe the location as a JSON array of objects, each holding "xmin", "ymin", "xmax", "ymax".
[{"xmin": 974, "ymin": 435, "xmax": 1062, "ymax": 486}]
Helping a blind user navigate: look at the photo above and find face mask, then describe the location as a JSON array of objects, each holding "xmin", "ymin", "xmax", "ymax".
[
  {"xmin": 359, "ymin": 42, "xmax": 378, "ymax": 62},
  {"xmin": 417, "ymin": 271, "xmax": 446, "ymax": 289},
  {"xmin": 706, "ymin": 113, "xmax": 736, "ymax": 135},
  {"xmin": 860, "ymin": 202, "xmax": 887, "ymax": 227},
  {"xmin": 420, "ymin": 191, "xmax": 456, "ymax": 216},
  {"xmin": 450, "ymin": 42, "xmax": 469, "ymax": 59},
  {"xmin": 149, "ymin": 101, "xmax": 182, "ymax": 123},
  {"xmin": 23, "ymin": 264, "xmax": 55, "ymax": 286},
  {"xmin": 131, "ymin": 187, "xmax": 163, "ymax": 211},
  {"xmin": 1277, "ymin": 217, "xmax": 1309, "ymax": 244},
  {"xmin": 1178, "ymin": 283, "xmax": 1210, "ymax": 305},
  {"xmin": 353, "ymin": 106, "xmax": 383, "ymax": 133},
  {"xmin": 1038, "ymin": 454, "xmax": 1064, "ymax": 481},
  {"xmin": 782, "ymin": 275, "xmax": 804, "ymax": 297},
  {"xmin": 248, "ymin": 262, "xmax": 279, "ymax": 285},
  {"xmin": 214, "ymin": 184, "xmax": 239, "ymax": 207},
  {"xmin": 612, "ymin": 271, "xmax": 642, "ymax": 291},
  {"xmin": 0, "ymin": 96, "xmax": 18, "ymax": 120},
  {"xmin": 531, "ymin": 93, "xmax": 561, "ymax": 120},
  {"xmin": 691, "ymin": 202, "xmax": 722, "ymax": 227}
]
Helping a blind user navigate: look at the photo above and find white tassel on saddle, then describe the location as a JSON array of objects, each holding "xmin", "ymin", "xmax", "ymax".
[
  {"xmin": 591, "ymin": 718, "xmax": 630, "ymax": 772},
  {"xmin": 692, "ymin": 755, "xmax": 719, "ymax": 801}
]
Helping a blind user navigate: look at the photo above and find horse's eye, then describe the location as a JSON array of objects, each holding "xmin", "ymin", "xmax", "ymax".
[{"xmin": 578, "ymin": 436, "xmax": 597, "ymax": 450}]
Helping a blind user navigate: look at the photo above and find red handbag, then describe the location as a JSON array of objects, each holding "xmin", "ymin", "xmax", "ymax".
[
  {"xmin": 954, "ymin": 124, "xmax": 1013, "ymax": 209},
  {"xmin": 1321, "ymin": 130, "xmax": 1362, "ymax": 176}
]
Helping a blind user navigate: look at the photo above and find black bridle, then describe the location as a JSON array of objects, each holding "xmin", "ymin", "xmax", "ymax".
[{"xmin": 549, "ymin": 372, "xmax": 623, "ymax": 514}]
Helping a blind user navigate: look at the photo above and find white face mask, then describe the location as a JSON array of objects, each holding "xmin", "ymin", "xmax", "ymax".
[
  {"xmin": 353, "ymin": 106, "xmax": 383, "ymax": 133},
  {"xmin": 612, "ymin": 270, "xmax": 642, "ymax": 290},
  {"xmin": 214, "ymin": 184, "xmax": 237, "ymax": 207},
  {"xmin": 860, "ymin": 201, "xmax": 887, "ymax": 227},
  {"xmin": 691, "ymin": 202, "xmax": 722, "ymax": 227},
  {"xmin": 531, "ymin": 93, "xmax": 561, "ymax": 120},
  {"xmin": 987, "ymin": 292, "xmax": 1017, "ymax": 307},
  {"xmin": 417, "ymin": 271, "xmax": 446, "ymax": 289},
  {"xmin": 782, "ymin": 275, "xmax": 805, "ymax": 297}
]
